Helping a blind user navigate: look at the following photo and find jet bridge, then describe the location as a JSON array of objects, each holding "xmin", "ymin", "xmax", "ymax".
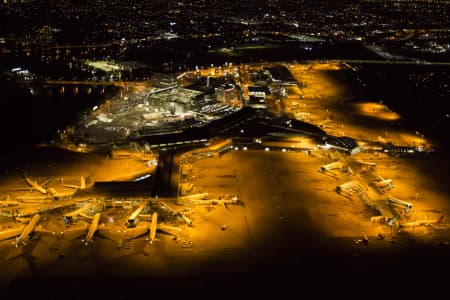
[
  {"xmin": 387, "ymin": 197, "xmax": 412, "ymax": 213},
  {"xmin": 127, "ymin": 201, "xmax": 150, "ymax": 227}
]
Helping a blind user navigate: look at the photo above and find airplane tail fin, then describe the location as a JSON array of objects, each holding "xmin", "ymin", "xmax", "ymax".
[{"xmin": 80, "ymin": 176, "xmax": 86, "ymax": 189}]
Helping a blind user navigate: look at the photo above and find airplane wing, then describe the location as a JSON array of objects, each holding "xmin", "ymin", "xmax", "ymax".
[
  {"xmin": 51, "ymin": 190, "xmax": 75, "ymax": 198},
  {"xmin": 39, "ymin": 177, "xmax": 54, "ymax": 188},
  {"xmin": 62, "ymin": 221, "xmax": 89, "ymax": 240},
  {"xmin": 157, "ymin": 223, "xmax": 182, "ymax": 237},
  {"xmin": 96, "ymin": 226, "xmax": 126, "ymax": 241},
  {"xmin": 62, "ymin": 184, "xmax": 79, "ymax": 189},
  {"xmin": 0, "ymin": 225, "xmax": 25, "ymax": 241},
  {"xmin": 90, "ymin": 224, "xmax": 149, "ymax": 242},
  {"xmin": 111, "ymin": 221, "xmax": 171, "ymax": 242},
  {"xmin": 119, "ymin": 222, "xmax": 150, "ymax": 241},
  {"xmin": 34, "ymin": 225, "xmax": 61, "ymax": 236},
  {"xmin": 10, "ymin": 174, "xmax": 53, "ymax": 193}
]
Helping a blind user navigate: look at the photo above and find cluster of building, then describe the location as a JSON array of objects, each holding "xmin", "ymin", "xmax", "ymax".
[{"xmin": 0, "ymin": 0, "xmax": 448, "ymax": 68}]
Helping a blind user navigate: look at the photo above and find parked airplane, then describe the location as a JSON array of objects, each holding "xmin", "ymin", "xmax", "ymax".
[
  {"xmin": 148, "ymin": 212, "xmax": 158, "ymax": 243},
  {"xmin": 336, "ymin": 180, "xmax": 360, "ymax": 193},
  {"xmin": 136, "ymin": 212, "xmax": 181, "ymax": 243},
  {"xmin": 387, "ymin": 196, "xmax": 412, "ymax": 213},
  {"xmin": 127, "ymin": 201, "xmax": 150, "ymax": 227},
  {"xmin": 400, "ymin": 215, "xmax": 444, "ymax": 228},
  {"xmin": 355, "ymin": 160, "xmax": 376, "ymax": 167},
  {"xmin": 0, "ymin": 200, "xmax": 20, "ymax": 207},
  {"xmin": 11, "ymin": 171, "xmax": 54, "ymax": 194},
  {"xmin": 85, "ymin": 212, "xmax": 101, "ymax": 244},
  {"xmin": 0, "ymin": 195, "xmax": 20, "ymax": 207},
  {"xmin": 16, "ymin": 198, "xmax": 75, "ymax": 217},
  {"xmin": 319, "ymin": 161, "xmax": 344, "ymax": 173},
  {"xmin": 15, "ymin": 187, "xmax": 75, "ymax": 202},
  {"xmin": 372, "ymin": 175, "xmax": 393, "ymax": 188},
  {"xmin": 0, "ymin": 214, "xmax": 57, "ymax": 247},
  {"xmin": 160, "ymin": 201, "xmax": 193, "ymax": 225},
  {"xmin": 63, "ymin": 205, "xmax": 90, "ymax": 224},
  {"xmin": 63, "ymin": 212, "xmax": 103, "ymax": 246},
  {"xmin": 370, "ymin": 175, "xmax": 393, "ymax": 193},
  {"xmin": 190, "ymin": 197, "xmax": 243, "ymax": 209},
  {"xmin": 353, "ymin": 159, "xmax": 376, "ymax": 171},
  {"xmin": 63, "ymin": 211, "xmax": 179, "ymax": 246},
  {"xmin": 179, "ymin": 193, "xmax": 209, "ymax": 205}
]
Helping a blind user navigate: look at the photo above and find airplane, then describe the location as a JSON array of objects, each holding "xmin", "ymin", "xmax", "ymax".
[
  {"xmin": 336, "ymin": 180, "xmax": 360, "ymax": 193},
  {"xmin": 0, "ymin": 214, "xmax": 58, "ymax": 247},
  {"xmin": 148, "ymin": 212, "xmax": 158, "ymax": 243},
  {"xmin": 63, "ymin": 212, "xmax": 103, "ymax": 246},
  {"xmin": 179, "ymin": 193, "xmax": 209, "ymax": 202},
  {"xmin": 132, "ymin": 212, "xmax": 181, "ymax": 244},
  {"xmin": 0, "ymin": 200, "xmax": 20, "ymax": 207},
  {"xmin": 353, "ymin": 159, "xmax": 376, "ymax": 171},
  {"xmin": 190, "ymin": 196, "xmax": 243, "ymax": 209},
  {"xmin": 387, "ymin": 196, "xmax": 412, "ymax": 213},
  {"xmin": 126, "ymin": 201, "xmax": 150, "ymax": 227},
  {"xmin": 319, "ymin": 161, "xmax": 344, "ymax": 173},
  {"xmin": 0, "ymin": 195, "xmax": 20, "ymax": 207},
  {"xmin": 370, "ymin": 175, "xmax": 393, "ymax": 192},
  {"xmin": 63, "ymin": 202, "xmax": 103, "ymax": 224},
  {"xmin": 15, "ymin": 187, "xmax": 75, "ymax": 203},
  {"xmin": 399, "ymin": 215, "xmax": 444, "ymax": 228},
  {"xmin": 16, "ymin": 198, "xmax": 75, "ymax": 217},
  {"xmin": 372, "ymin": 175, "xmax": 393, "ymax": 187},
  {"xmin": 11, "ymin": 171, "xmax": 53, "ymax": 194},
  {"xmin": 85, "ymin": 212, "xmax": 101, "ymax": 244},
  {"xmin": 355, "ymin": 160, "xmax": 376, "ymax": 167},
  {"xmin": 63, "ymin": 212, "xmax": 179, "ymax": 246},
  {"xmin": 60, "ymin": 176, "xmax": 86, "ymax": 190},
  {"xmin": 160, "ymin": 201, "xmax": 193, "ymax": 225}
]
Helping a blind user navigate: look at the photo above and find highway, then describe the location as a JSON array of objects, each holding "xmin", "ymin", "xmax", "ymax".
[{"xmin": 311, "ymin": 59, "xmax": 450, "ymax": 67}]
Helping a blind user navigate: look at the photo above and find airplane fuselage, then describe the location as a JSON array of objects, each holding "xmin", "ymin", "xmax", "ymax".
[
  {"xmin": 16, "ymin": 214, "xmax": 40, "ymax": 245},
  {"xmin": 373, "ymin": 179, "xmax": 393, "ymax": 188},
  {"xmin": 0, "ymin": 200, "xmax": 20, "ymax": 207},
  {"xmin": 320, "ymin": 161, "xmax": 343, "ymax": 172},
  {"xmin": 400, "ymin": 219, "xmax": 440, "ymax": 227},
  {"xmin": 25, "ymin": 177, "xmax": 48, "ymax": 194},
  {"xmin": 86, "ymin": 213, "xmax": 101, "ymax": 242},
  {"xmin": 149, "ymin": 212, "xmax": 158, "ymax": 243}
]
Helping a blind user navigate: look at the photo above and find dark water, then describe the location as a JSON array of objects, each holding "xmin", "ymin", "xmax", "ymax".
[{"xmin": 0, "ymin": 79, "xmax": 119, "ymax": 161}]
